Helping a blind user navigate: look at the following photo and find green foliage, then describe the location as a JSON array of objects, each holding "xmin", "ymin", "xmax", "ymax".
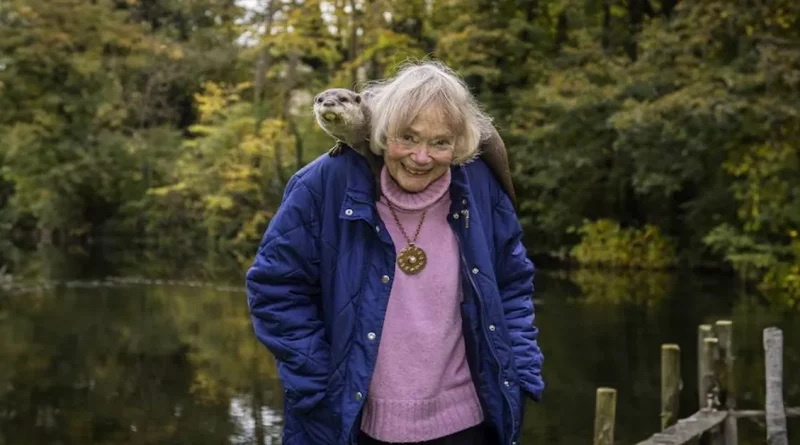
[
  {"xmin": 0, "ymin": 0, "xmax": 242, "ymax": 239},
  {"xmin": 703, "ymin": 224, "xmax": 787, "ymax": 277},
  {"xmin": 1, "ymin": 0, "xmax": 799, "ymax": 307},
  {"xmin": 569, "ymin": 219, "xmax": 677, "ymax": 269},
  {"xmin": 760, "ymin": 241, "xmax": 800, "ymax": 310},
  {"xmin": 115, "ymin": 82, "xmax": 296, "ymax": 253}
]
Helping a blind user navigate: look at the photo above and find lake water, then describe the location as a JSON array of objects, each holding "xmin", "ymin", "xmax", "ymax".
[{"xmin": 1, "ymin": 244, "xmax": 798, "ymax": 444}]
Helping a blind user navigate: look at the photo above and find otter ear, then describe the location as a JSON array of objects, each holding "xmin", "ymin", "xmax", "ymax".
[{"xmin": 355, "ymin": 94, "xmax": 362, "ymax": 104}]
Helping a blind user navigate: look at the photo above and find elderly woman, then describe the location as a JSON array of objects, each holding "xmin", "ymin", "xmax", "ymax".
[{"xmin": 246, "ymin": 61, "xmax": 544, "ymax": 445}]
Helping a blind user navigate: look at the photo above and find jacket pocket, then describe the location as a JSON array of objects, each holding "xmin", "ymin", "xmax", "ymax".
[
  {"xmin": 283, "ymin": 389, "xmax": 341, "ymax": 445},
  {"xmin": 282, "ymin": 367, "xmax": 344, "ymax": 444}
]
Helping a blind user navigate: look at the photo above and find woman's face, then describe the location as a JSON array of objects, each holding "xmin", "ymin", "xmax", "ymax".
[{"xmin": 384, "ymin": 106, "xmax": 455, "ymax": 193}]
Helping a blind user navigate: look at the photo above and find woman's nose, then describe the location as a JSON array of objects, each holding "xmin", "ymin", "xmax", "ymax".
[{"xmin": 410, "ymin": 147, "xmax": 431, "ymax": 164}]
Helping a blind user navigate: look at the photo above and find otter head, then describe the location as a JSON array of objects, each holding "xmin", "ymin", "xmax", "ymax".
[{"xmin": 313, "ymin": 88, "xmax": 366, "ymax": 143}]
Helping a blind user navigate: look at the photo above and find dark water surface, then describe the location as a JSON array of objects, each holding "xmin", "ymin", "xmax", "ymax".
[{"xmin": 1, "ymin": 245, "xmax": 798, "ymax": 444}]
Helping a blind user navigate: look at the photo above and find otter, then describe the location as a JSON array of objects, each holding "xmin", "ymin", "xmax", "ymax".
[
  {"xmin": 313, "ymin": 88, "xmax": 373, "ymax": 156},
  {"xmin": 312, "ymin": 87, "xmax": 517, "ymax": 208},
  {"xmin": 313, "ymin": 88, "xmax": 384, "ymax": 199}
]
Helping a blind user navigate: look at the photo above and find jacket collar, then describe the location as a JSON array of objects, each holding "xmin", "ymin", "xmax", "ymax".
[
  {"xmin": 448, "ymin": 163, "xmax": 472, "ymax": 209},
  {"xmin": 340, "ymin": 153, "xmax": 472, "ymax": 223}
]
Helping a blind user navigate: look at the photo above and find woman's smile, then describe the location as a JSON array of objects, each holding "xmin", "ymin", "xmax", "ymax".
[{"xmin": 402, "ymin": 164, "xmax": 432, "ymax": 176}]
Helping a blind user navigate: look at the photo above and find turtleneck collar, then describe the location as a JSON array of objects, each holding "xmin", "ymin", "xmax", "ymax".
[{"xmin": 379, "ymin": 164, "xmax": 451, "ymax": 212}]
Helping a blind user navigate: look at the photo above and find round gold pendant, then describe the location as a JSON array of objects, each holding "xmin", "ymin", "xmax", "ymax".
[{"xmin": 397, "ymin": 244, "xmax": 427, "ymax": 275}]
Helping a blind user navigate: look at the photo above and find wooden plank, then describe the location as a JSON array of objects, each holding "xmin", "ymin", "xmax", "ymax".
[
  {"xmin": 764, "ymin": 327, "xmax": 788, "ymax": 445},
  {"xmin": 634, "ymin": 410, "xmax": 727, "ymax": 445},
  {"xmin": 734, "ymin": 407, "xmax": 800, "ymax": 418}
]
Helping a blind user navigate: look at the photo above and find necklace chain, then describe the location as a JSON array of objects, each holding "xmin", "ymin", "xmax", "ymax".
[{"xmin": 386, "ymin": 201, "xmax": 426, "ymax": 245}]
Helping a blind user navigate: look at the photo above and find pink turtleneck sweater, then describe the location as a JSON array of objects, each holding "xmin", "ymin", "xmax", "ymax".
[{"xmin": 360, "ymin": 166, "xmax": 484, "ymax": 442}]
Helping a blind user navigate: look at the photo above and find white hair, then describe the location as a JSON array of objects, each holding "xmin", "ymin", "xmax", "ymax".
[{"xmin": 361, "ymin": 60, "xmax": 494, "ymax": 165}]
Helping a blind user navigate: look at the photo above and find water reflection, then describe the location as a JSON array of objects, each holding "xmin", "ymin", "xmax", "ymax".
[
  {"xmin": 0, "ymin": 281, "xmax": 285, "ymax": 444},
  {"xmin": 0, "ymin": 246, "xmax": 798, "ymax": 444}
]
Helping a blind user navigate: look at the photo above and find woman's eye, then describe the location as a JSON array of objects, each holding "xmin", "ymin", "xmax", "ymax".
[{"xmin": 434, "ymin": 140, "xmax": 452, "ymax": 149}]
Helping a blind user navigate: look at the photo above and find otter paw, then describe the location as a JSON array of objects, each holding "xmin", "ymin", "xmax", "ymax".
[{"xmin": 328, "ymin": 142, "xmax": 345, "ymax": 157}]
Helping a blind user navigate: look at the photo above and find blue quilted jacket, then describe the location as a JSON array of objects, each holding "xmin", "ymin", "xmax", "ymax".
[{"xmin": 246, "ymin": 148, "xmax": 544, "ymax": 445}]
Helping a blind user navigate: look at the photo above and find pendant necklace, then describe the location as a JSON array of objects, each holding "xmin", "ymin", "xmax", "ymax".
[{"xmin": 386, "ymin": 202, "xmax": 427, "ymax": 275}]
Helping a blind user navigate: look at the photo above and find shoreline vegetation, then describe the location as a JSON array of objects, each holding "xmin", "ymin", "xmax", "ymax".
[{"xmin": 1, "ymin": 1, "xmax": 798, "ymax": 308}]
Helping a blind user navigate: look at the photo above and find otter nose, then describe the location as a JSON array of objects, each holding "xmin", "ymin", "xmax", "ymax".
[{"xmin": 323, "ymin": 100, "xmax": 336, "ymax": 107}]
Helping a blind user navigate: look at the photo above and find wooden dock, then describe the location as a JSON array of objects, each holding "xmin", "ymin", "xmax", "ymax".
[{"xmin": 592, "ymin": 321, "xmax": 797, "ymax": 445}]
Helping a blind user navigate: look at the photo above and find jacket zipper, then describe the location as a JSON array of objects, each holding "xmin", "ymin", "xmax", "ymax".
[{"xmin": 453, "ymin": 227, "xmax": 517, "ymax": 444}]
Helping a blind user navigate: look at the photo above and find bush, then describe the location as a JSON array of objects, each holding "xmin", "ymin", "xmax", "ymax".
[{"xmin": 569, "ymin": 219, "xmax": 677, "ymax": 269}]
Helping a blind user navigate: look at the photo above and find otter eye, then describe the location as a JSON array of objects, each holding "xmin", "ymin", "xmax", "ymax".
[
  {"xmin": 339, "ymin": 97, "xmax": 348, "ymax": 103},
  {"xmin": 316, "ymin": 96, "xmax": 323, "ymax": 103}
]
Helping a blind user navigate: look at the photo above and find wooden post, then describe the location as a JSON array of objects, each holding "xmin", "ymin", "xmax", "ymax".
[
  {"xmin": 763, "ymin": 327, "xmax": 788, "ymax": 445},
  {"xmin": 698, "ymin": 324, "xmax": 714, "ymax": 409},
  {"xmin": 702, "ymin": 337, "xmax": 724, "ymax": 445},
  {"xmin": 661, "ymin": 344, "xmax": 681, "ymax": 430},
  {"xmin": 594, "ymin": 387, "xmax": 617, "ymax": 445},
  {"xmin": 700, "ymin": 335, "xmax": 719, "ymax": 409},
  {"xmin": 715, "ymin": 320, "xmax": 738, "ymax": 445}
]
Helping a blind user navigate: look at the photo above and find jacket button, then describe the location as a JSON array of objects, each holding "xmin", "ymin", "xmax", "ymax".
[
  {"xmin": 375, "ymin": 225, "xmax": 380, "ymax": 232},
  {"xmin": 367, "ymin": 332, "xmax": 376, "ymax": 340},
  {"xmin": 355, "ymin": 391, "xmax": 363, "ymax": 400},
  {"xmin": 504, "ymin": 380, "xmax": 510, "ymax": 387},
  {"xmin": 472, "ymin": 268, "xmax": 479, "ymax": 274},
  {"xmin": 381, "ymin": 275, "xmax": 390, "ymax": 283},
  {"xmin": 345, "ymin": 208, "xmax": 353, "ymax": 216},
  {"xmin": 489, "ymin": 324, "xmax": 496, "ymax": 331},
  {"xmin": 453, "ymin": 213, "xmax": 459, "ymax": 219}
]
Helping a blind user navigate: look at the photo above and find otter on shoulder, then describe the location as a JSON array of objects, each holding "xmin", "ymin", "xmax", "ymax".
[
  {"xmin": 313, "ymin": 87, "xmax": 383, "ymax": 199},
  {"xmin": 313, "ymin": 88, "xmax": 371, "ymax": 156},
  {"xmin": 311, "ymin": 87, "xmax": 517, "ymax": 207}
]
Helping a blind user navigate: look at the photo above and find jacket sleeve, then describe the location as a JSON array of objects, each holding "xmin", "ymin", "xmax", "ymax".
[
  {"xmin": 245, "ymin": 174, "xmax": 330, "ymax": 412},
  {"xmin": 493, "ymin": 191, "xmax": 545, "ymax": 402}
]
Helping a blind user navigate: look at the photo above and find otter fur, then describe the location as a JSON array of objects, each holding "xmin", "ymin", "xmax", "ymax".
[
  {"xmin": 475, "ymin": 124, "xmax": 517, "ymax": 207},
  {"xmin": 312, "ymin": 87, "xmax": 517, "ymax": 208}
]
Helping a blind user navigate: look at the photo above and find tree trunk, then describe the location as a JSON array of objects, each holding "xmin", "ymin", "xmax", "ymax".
[
  {"xmin": 253, "ymin": 0, "xmax": 276, "ymax": 173},
  {"xmin": 348, "ymin": 0, "xmax": 359, "ymax": 87},
  {"xmin": 602, "ymin": 0, "xmax": 611, "ymax": 51},
  {"xmin": 555, "ymin": 10, "xmax": 568, "ymax": 50},
  {"xmin": 660, "ymin": 0, "xmax": 678, "ymax": 17},
  {"xmin": 253, "ymin": 0, "xmax": 276, "ymax": 115},
  {"xmin": 276, "ymin": 51, "xmax": 300, "ymax": 185},
  {"xmin": 626, "ymin": 0, "xmax": 645, "ymax": 61}
]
